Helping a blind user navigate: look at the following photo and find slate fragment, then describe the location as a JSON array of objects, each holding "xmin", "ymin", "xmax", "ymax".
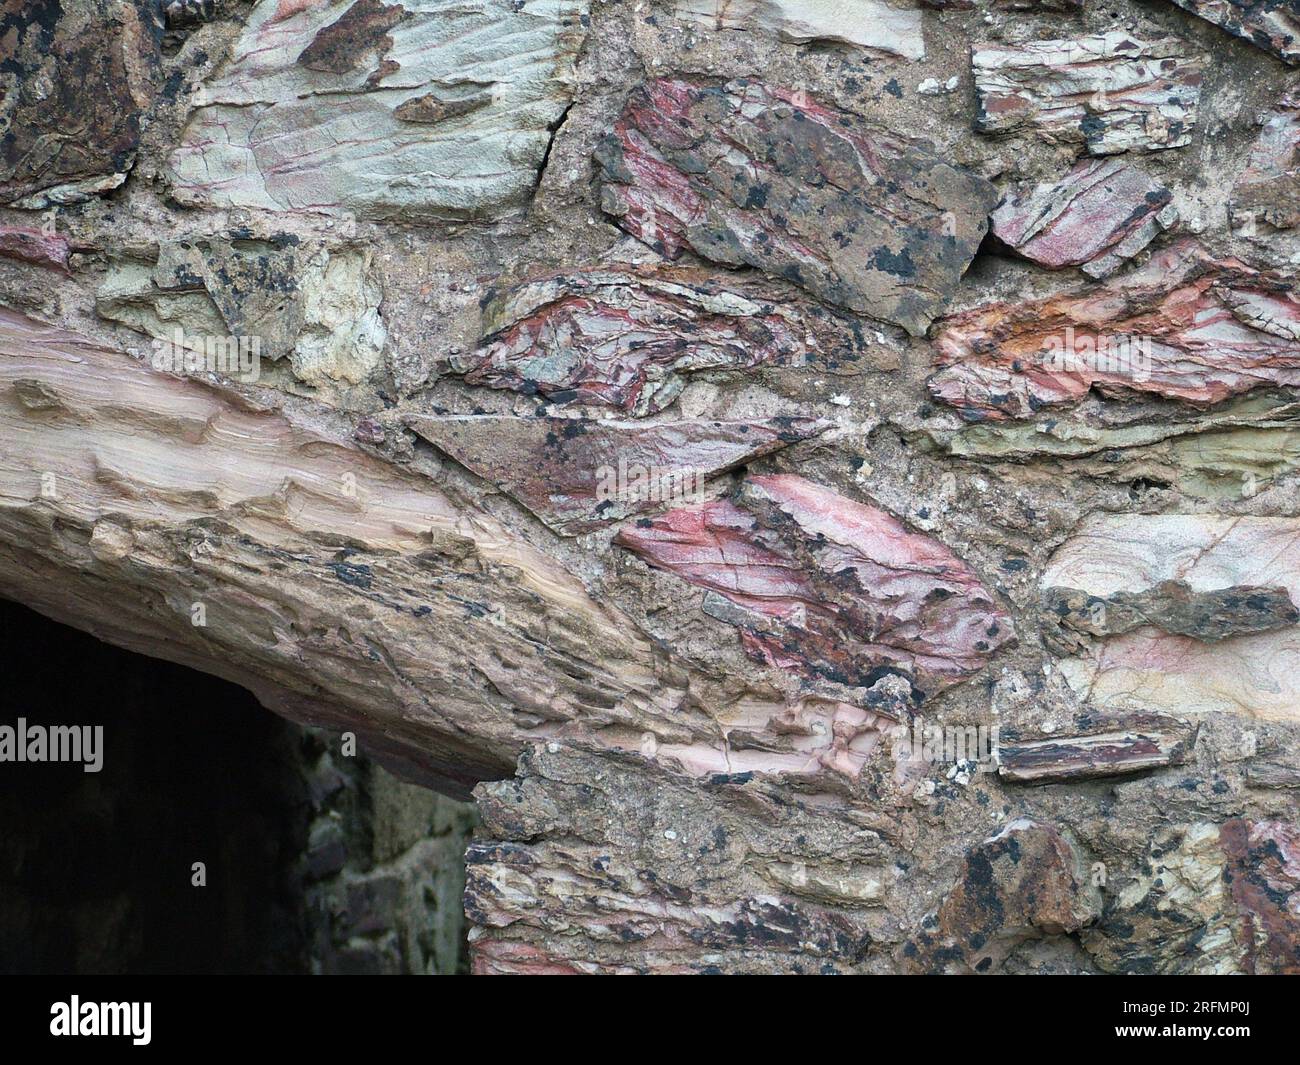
[
  {"xmin": 296, "ymin": 0, "xmax": 406, "ymax": 75},
  {"xmin": 404, "ymin": 413, "xmax": 828, "ymax": 535},
  {"xmin": 1161, "ymin": 0, "xmax": 1300, "ymax": 65},
  {"xmin": 1040, "ymin": 514, "xmax": 1300, "ymax": 722},
  {"xmin": 1085, "ymin": 819, "xmax": 1300, "ymax": 974},
  {"xmin": 990, "ymin": 158, "xmax": 1177, "ymax": 279},
  {"xmin": 1232, "ymin": 87, "xmax": 1300, "ymax": 232},
  {"xmin": 1041, "ymin": 579, "xmax": 1299, "ymax": 651},
  {"xmin": 672, "ymin": 0, "xmax": 926, "ymax": 58},
  {"xmin": 468, "ymin": 743, "xmax": 888, "ymax": 973},
  {"xmin": 1246, "ymin": 761, "xmax": 1300, "ymax": 788},
  {"xmin": 927, "ymin": 240, "xmax": 1300, "ymax": 421},
  {"xmin": 95, "ymin": 234, "xmax": 386, "ymax": 387},
  {"xmin": 0, "ymin": 0, "xmax": 161, "ymax": 207},
  {"xmin": 595, "ymin": 78, "xmax": 999, "ymax": 335},
  {"xmin": 911, "ymin": 392, "xmax": 1300, "ymax": 500},
  {"xmin": 0, "ymin": 226, "xmax": 72, "ymax": 273},
  {"xmin": 615, "ymin": 473, "xmax": 1014, "ymax": 697},
  {"xmin": 451, "ymin": 266, "xmax": 900, "ymax": 416},
  {"xmin": 973, "ymin": 33, "xmax": 1204, "ymax": 155},
  {"xmin": 899, "ymin": 819, "xmax": 1101, "ymax": 973},
  {"xmin": 168, "ymin": 0, "xmax": 589, "ymax": 219},
  {"xmin": 997, "ymin": 718, "xmax": 1196, "ymax": 783}
]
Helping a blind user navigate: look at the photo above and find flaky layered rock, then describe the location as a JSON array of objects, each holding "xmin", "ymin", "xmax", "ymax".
[
  {"xmin": 168, "ymin": 0, "xmax": 589, "ymax": 218},
  {"xmin": 911, "ymin": 392, "xmax": 1300, "ymax": 500},
  {"xmin": 0, "ymin": 226, "xmax": 72, "ymax": 274},
  {"xmin": 972, "ymin": 33, "xmax": 1204, "ymax": 154},
  {"xmin": 450, "ymin": 266, "xmax": 900, "ymax": 415},
  {"xmin": 6, "ymin": 0, "xmax": 1300, "ymax": 982},
  {"xmin": 595, "ymin": 78, "xmax": 999, "ymax": 334},
  {"xmin": 468, "ymin": 742, "xmax": 911, "ymax": 974},
  {"xmin": 616, "ymin": 473, "xmax": 1015, "ymax": 698},
  {"xmin": 898, "ymin": 819, "xmax": 1101, "ymax": 973},
  {"xmin": 404, "ymin": 413, "xmax": 827, "ymax": 534},
  {"xmin": 0, "ymin": 309, "xmax": 916, "ymax": 796},
  {"xmin": 928, "ymin": 241, "xmax": 1300, "ymax": 421},
  {"xmin": 1086, "ymin": 819, "xmax": 1300, "ymax": 974},
  {"xmin": 95, "ymin": 236, "xmax": 386, "ymax": 387},
  {"xmin": 990, "ymin": 158, "xmax": 1177, "ymax": 279},
  {"xmin": 1232, "ymin": 87, "xmax": 1300, "ymax": 231},
  {"xmin": 671, "ymin": 0, "xmax": 925, "ymax": 58},
  {"xmin": 1041, "ymin": 579, "xmax": 1299, "ymax": 650},
  {"xmin": 0, "ymin": 0, "xmax": 160, "ymax": 207},
  {"xmin": 996, "ymin": 717, "xmax": 1196, "ymax": 783},
  {"xmin": 1248, "ymin": 762, "xmax": 1300, "ymax": 789},
  {"xmin": 1161, "ymin": 0, "xmax": 1300, "ymax": 65},
  {"xmin": 1041, "ymin": 514, "xmax": 1300, "ymax": 721}
]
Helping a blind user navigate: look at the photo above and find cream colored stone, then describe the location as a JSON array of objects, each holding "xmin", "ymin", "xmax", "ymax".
[{"xmin": 1043, "ymin": 515, "xmax": 1300, "ymax": 721}]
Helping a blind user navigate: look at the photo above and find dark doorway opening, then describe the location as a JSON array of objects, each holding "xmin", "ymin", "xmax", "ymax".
[
  {"xmin": 0, "ymin": 596, "xmax": 477, "ymax": 975},
  {"xmin": 0, "ymin": 597, "xmax": 311, "ymax": 973}
]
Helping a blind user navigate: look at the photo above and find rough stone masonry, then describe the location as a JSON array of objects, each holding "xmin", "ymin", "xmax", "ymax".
[{"xmin": 1, "ymin": 0, "xmax": 1298, "ymax": 973}]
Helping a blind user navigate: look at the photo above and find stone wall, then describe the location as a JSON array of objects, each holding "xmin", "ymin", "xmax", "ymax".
[
  {"xmin": 301, "ymin": 730, "xmax": 478, "ymax": 974},
  {"xmin": 2, "ymin": 0, "xmax": 1298, "ymax": 973}
]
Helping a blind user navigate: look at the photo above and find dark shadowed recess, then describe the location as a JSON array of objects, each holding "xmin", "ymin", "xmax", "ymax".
[{"xmin": 0, "ymin": 597, "xmax": 311, "ymax": 974}]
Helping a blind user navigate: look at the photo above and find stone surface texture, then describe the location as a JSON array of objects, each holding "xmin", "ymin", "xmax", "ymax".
[
  {"xmin": 3, "ymin": 0, "xmax": 1300, "ymax": 979},
  {"xmin": 0, "ymin": 226, "xmax": 72, "ymax": 273},
  {"xmin": 595, "ymin": 77, "xmax": 998, "ymax": 334},
  {"xmin": 989, "ymin": 158, "xmax": 1177, "ymax": 278},
  {"xmin": 1042, "ymin": 515, "xmax": 1300, "ymax": 721},
  {"xmin": 1233, "ymin": 87, "xmax": 1300, "ymax": 230},
  {"xmin": 909, "ymin": 392, "xmax": 1300, "ymax": 500},
  {"xmin": 996, "ymin": 718, "xmax": 1197, "ymax": 783},
  {"xmin": 0, "ymin": 0, "xmax": 160, "ymax": 208},
  {"xmin": 672, "ymin": 0, "xmax": 926, "ymax": 57},
  {"xmin": 450, "ymin": 266, "xmax": 900, "ymax": 415},
  {"xmin": 167, "ymin": 0, "xmax": 590, "ymax": 219},
  {"xmin": 405, "ymin": 413, "xmax": 828, "ymax": 533},
  {"xmin": 972, "ymin": 33, "xmax": 1204, "ymax": 154},
  {"xmin": 928, "ymin": 240, "xmax": 1300, "ymax": 421},
  {"xmin": 615, "ymin": 473, "xmax": 1015, "ymax": 697},
  {"xmin": 95, "ymin": 235, "xmax": 387, "ymax": 386},
  {"xmin": 898, "ymin": 819, "xmax": 1102, "ymax": 973},
  {"xmin": 1085, "ymin": 818, "xmax": 1300, "ymax": 973},
  {"xmin": 1162, "ymin": 0, "xmax": 1300, "ymax": 65}
]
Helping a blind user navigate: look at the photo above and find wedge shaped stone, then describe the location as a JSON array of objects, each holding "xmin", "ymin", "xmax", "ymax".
[
  {"xmin": 405, "ymin": 414, "xmax": 828, "ymax": 534},
  {"xmin": 990, "ymin": 158, "xmax": 1176, "ymax": 278}
]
